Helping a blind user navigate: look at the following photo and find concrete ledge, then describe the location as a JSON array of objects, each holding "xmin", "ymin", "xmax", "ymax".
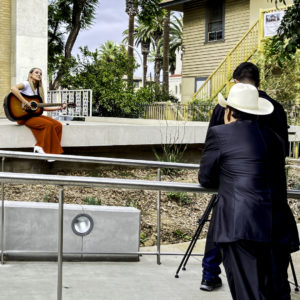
[
  {"xmin": 0, "ymin": 200, "xmax": 140, "ymax": 261},
  {"xmin": 0, "ymin": 118, "xmax": 209, "ymax": 148},
  {"xmin": 1, "ymin": 118, "xmax": 300, "ymax": 150}
]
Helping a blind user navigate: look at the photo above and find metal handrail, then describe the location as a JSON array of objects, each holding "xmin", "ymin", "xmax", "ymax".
[
  {"xmin": 2, "ymin": 171, "xmax": 300, "ymax": 197},
  {"xmin": 1, "ymin": 156, "xmax": 300, "ymax": 300},
  {"xmin": 0, "ymin": 150, "xmax": 199, "ymax": 170},
  {"xmin": 0, "ymin": 172, "xmax": 213, "ymax": 192}
]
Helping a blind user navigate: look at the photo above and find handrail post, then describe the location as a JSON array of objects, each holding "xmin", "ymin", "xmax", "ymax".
[
  {"xmin": 226, "ymin": 55, "xmax": 231, "ymax": 94},
  {"xmin": 156, "ymin": 168, "xmax": 161, "ymax": 265},
  {"xmin": 1, "ymin": 157, "xmax": 5, "ymax": 264},
  {"xmin": 57, "ymin": 186, "xmax": 64, "ymax": 300},
  {"xmin": 258, "ymin": 9, "xmax": 264, "ymax": 52},
  {"xmin": 89, "ymin": 89, "xmax": 93, "ymax": 117}
]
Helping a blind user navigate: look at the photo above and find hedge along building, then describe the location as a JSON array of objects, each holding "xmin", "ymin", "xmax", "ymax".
[
  {"xmin": 160, "ymin": 0, "xmax": 294, "ymax": 103},
  {"xmin": 0, "ymin": 0, "xmax": 48, "ymax": 117}
]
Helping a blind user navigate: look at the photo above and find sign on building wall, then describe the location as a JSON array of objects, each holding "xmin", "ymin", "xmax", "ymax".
[{"xmin": 264, "ymin": 10, "xmax": 285, "ymax": 37}]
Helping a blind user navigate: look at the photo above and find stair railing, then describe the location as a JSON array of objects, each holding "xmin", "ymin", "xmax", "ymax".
[{"xmin": 193, "ymin": 20, "xmax": 259, "ymax": 101}]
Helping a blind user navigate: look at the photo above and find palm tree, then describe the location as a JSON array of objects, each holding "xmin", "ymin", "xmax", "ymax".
[
  {"xmin": 151, "ymin": 15, "xmax": 165, "ymax": 84},
  {"xmin": 169, "ymin": 13, "xmax": 183, "ymax": 75},
  {"xmin": 134, "ymin": 22, "xmax": 153, "ymax": 86},
  {"xmin": 99, "ymin": 41, "xmax": 119, "ymax": 62},
  {"xmin": 125, "ymin": 0, "xmax": 138, "ymax": 89},
  {"xmin": 123, "ymin": 20, "xmax": 154, "ymax": 87},
  {"xmin": 122, "ymin": 11, "xmax": 183, "ymax": 86},
  {"xmin": 162, "ymin": 10, "xmax": 170, "ymax": 93}
]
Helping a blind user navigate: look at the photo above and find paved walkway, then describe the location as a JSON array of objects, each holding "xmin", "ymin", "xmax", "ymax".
[{"xmin": 0, "ymin": 240, "xmax": 299, "ymax": 300}]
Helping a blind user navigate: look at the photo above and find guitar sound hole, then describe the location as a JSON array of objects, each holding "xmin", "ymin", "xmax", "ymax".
[{"xmin": 30, "ymin": 101, "xmax": 38, "ymax": 111}]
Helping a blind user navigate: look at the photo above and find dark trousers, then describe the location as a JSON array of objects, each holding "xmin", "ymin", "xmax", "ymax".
[
  {"xmin": 202, "ymin": 215, "xmax": 222, "ymax": 280},
  {"xmin": 220, "ymin": 241, "xmax": 291, "ymax": 300}
]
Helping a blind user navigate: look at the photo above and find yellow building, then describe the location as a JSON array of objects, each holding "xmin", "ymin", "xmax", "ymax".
[
  {"xmin": 160, "ymin": 0, "xmax": 294, "ymax": 102},
  {"xmin": 0, "ymin": 0, "xmax": 11, "ymax": 116}
]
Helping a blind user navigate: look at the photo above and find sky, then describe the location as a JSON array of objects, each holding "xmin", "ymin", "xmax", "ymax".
[{"xmin": 73, "ymin": 0, "xmax": 145, "ymax": 77}]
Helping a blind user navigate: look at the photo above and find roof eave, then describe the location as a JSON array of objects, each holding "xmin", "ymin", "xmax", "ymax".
[{"xmin": 160, "ymin": 0, "xmax": 195, "ymax": 11}]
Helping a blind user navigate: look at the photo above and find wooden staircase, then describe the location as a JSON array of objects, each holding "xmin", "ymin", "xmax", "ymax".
[
  {"xmin": 192, "ymin": 5, "xmax": 291, "ymax": 102},
  {"xmin": 193, "ymin": 20, "xmax": 260, "ymax": 101}
]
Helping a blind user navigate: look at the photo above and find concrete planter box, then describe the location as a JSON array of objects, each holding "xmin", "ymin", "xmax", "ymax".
[{"xmin": 0, "ymin": 201, "xmax": 140, "ymax": 261}]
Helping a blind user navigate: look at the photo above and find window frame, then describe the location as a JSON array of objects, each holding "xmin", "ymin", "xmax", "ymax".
[
  {"xmin": 205, "ymin": 0, "xmax": 225, "ymax": 43},
  {"xmin": 195, "ymin": 77, "xmax": 208, "ymax": 93}
]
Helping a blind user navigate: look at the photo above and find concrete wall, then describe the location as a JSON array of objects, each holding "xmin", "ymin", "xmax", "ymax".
[
  {"xmin": 0, "ymin": 201, "xmax": 140, "ymax": 261},
  {"xmin": 181, "ymin": 77, "xmax": 195, "ymax": 102},
  {"xmin": 169, "ymin": 75, "xmax": 182, "ymax": 101},
  {"xmin": 249, "ymin": 0, "xmax": 293, "ymax": 25},
  {"xmin": 12, "ymin": 0, "xmax": 48, "ymax": 87},
  {"xmin": 0, "ymin": 0, "xmax": 48, "ymax": 117}
]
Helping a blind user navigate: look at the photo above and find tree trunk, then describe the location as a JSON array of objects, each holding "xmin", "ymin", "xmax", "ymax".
[
  {"xmin": 141, "ymin": 39, "xmax": 150, "ymax": 87},
  {"xmin": 162, "ymin": 10, "xmax": 170, "ymax": 94},
  {"xmin": 154, "ymin": 55, "xmax": 162, "ymax": 85},
  {"xmin": 127, "ymin": 14, "xmax": 135, "ymax": 89},
  {"xmin": 51, "ymin": 0, "xmax": 87, "ymax": 89},
  {"xmin": 152, "ymin": 18, "xmax": 164, "ymax": 85},
  {"xmin": 126, "ymin": 0, "xmax": 137, "ymax": 90},
  {"xmin": 154, "ymin": 32, "xmax": 163, "ymax": 85}
]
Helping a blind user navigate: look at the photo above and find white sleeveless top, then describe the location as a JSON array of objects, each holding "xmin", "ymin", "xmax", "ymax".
[{"xmin": 20, "ymin": 81, "xmax": 38, "ymax": 96}]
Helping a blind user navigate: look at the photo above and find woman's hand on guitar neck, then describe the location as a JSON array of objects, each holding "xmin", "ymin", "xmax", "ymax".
[{"xmin": 61, "ymin": 103, "xmax": 67, "ymax": 110}]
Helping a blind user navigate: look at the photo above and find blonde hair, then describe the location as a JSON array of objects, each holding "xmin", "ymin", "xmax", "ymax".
[{"xmin": 27, "ymin": 68, "xmax": 45, "ymax": 101}]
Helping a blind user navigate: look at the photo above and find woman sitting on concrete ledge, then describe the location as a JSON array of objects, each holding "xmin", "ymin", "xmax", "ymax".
[{"xmin": 11, "ymin": 67, "xmax": 66, "ymax": 155}]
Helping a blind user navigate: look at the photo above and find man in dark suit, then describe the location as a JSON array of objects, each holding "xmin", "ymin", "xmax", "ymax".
[
  {"xmin": 200, "ymin": 62, "xmax": 290, "ymax": 291},
  {"xmin": 199, "ymin": 83, "xmax": 299, "ymax": 300}
]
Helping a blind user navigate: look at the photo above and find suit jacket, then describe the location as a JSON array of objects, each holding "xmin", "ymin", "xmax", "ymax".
[
  {"xmin": 199, "ymin": 120, "xmax": 299, "ymax": 251},
  {"xmin": 208, "ymin": 90, "xmax": 289, "ymax": 155}
]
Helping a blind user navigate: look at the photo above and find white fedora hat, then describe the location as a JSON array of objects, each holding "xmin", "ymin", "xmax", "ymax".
[{"xmin": 218, "ymin": 83, "xmax": 273, "ymax": 115}]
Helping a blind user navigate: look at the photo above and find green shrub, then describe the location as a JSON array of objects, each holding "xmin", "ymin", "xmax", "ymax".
[
  {"xmin": 173, "ymin": 229, "xmax": 191, "ymax": 241},
  {"xmin": 84, "ymin": 196, "xmax": 102, "ymax": 206},
  {"xmin": 167, "ymin": 192, "xmax": 192, "ymax": 205},
  {"xmin": 140, "ymin": 231, "xmax": 149, "ymax": 245},
  {"xmin": 125, "ymin": 199, "xmax": 139, "ymax": 208}
]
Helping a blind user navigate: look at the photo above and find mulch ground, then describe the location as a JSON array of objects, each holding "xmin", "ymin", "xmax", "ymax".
[{"xmin": 1, "ymin": 167, "xmax": 300, "ymax": 246}]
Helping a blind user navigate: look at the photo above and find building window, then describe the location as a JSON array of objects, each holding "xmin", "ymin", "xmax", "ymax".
[
  {"xmin": 133, "ymin": 80, "xmax": 139, "ymax": 88},
  {"xmin": 206, "ymin": 0, "xmax": 225, "ymax": 42},
  {"xmin": 195, "ymin": 77, "xmax": 207, "ymax": 93}
]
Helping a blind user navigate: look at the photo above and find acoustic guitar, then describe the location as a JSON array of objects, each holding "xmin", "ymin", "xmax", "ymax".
[{"xmin": 3, "ymin": 92, "xmax": 76, "ymax": 122}]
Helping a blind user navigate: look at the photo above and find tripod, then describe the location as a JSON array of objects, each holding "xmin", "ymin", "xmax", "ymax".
[
  {"xmin": 175, "ymin": 194, "xmax": 218, "ymax": 278},
  {"xmin": 174, "ymin": 194, "xmax": 300, "ymax": 293}
]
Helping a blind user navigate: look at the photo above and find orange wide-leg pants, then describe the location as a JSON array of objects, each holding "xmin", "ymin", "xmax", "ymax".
[{"xmin": 18, "ymin": 115, "xmax": 63, "ymax": 154}]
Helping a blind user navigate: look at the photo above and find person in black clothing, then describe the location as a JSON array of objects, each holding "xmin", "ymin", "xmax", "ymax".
[
  {"xmin": 199, "ymin": 83, "xmax": 299, "ymax": 300},
  {"xmin": 200, "ymin": 62, "xmax": 290, "ymax": 291}
]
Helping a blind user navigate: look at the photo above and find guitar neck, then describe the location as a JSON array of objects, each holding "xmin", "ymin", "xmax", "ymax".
[{"xmin": 37, "ymin": 102, "xmax": 64, "ymax": 108}]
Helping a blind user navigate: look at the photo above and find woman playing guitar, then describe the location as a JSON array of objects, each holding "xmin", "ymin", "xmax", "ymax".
[{"xmin": 11, "ymin": 67, "xmax": 66, "ymax": 155}]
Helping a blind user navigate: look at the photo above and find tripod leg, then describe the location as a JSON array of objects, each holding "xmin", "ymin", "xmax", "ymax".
[
  {"xmin": 175, "ymin": 194, "xmax": 218, "ymax": 278},
  {"xmin": 290, "ymin": 255, "xmax": 299, "ymax": 292},
  {"xmin": 175, "ymin": 222, "xmax": 202, "ymax": 278},
  {"xmin": 182, "ymin": 221, "xmax": 206, "ymax": 271}
]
